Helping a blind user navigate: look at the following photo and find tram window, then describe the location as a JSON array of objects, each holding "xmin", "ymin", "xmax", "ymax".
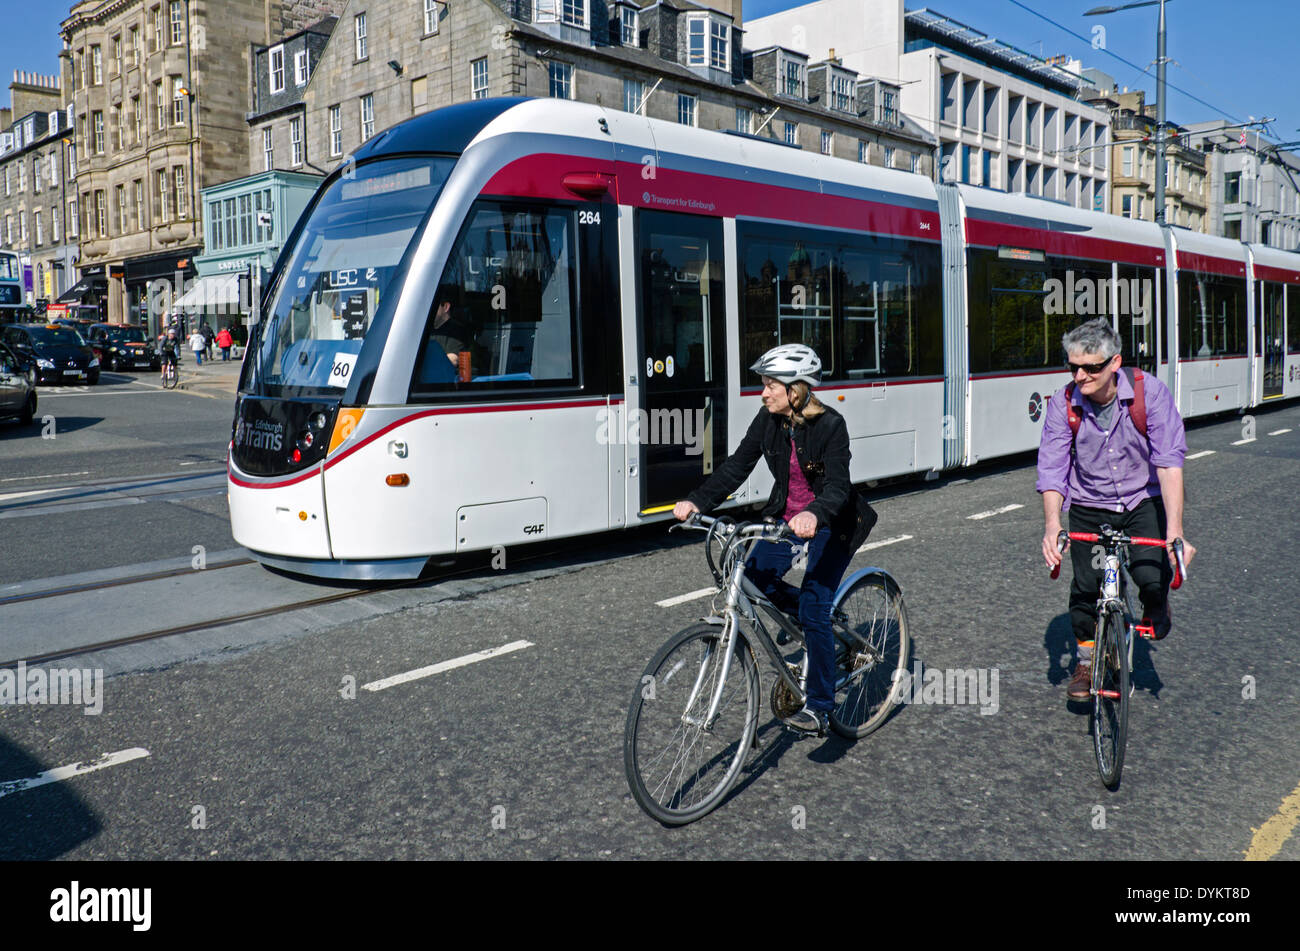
[
  {"xmin": 1178, "ymin": 272, "xmax": 1247, "ymax": 358},
  {"xmin": 411, "ymin": 201, "xmax": 578, "ymax": 393},
  {"xmin": 740, "ymin": 235, "xmax": 835, "ymax": 377},
  {"xmin": 839, "ymin": 243, "xmax": 942, "ymax": 378},
  {"xmin": 1116, "ymin": 264, "xmax": 1158, "ymax": 368},
  {"xmin": 1289, "ymin": 286, "xmax": 1300, "ymax": 353}
]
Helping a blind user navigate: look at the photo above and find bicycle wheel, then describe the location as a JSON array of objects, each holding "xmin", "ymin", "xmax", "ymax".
[
  {"xmin": 1092, "ymin": 605, "xmax": 1130, "ymax": 790},
  {"xmin": 163, "ymin": 365, "xmax": 178, "ymax": 389},
  {"xmin": 624, "ymin": 621, "xmax": 760, "ymax": 825},
  {"xmin": 827, "ymin": 572, "xmax": 910, "ymax": 739}
]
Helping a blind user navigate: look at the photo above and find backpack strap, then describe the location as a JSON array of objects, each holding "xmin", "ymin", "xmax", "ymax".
[{"xmin": 1065, "ymin": 366, "xmax": 1147, "ymax": 456}]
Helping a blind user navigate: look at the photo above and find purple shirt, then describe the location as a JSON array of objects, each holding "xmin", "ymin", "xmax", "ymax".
[
  {"xmin": 1035, "ymin": 370, "xmax": 1187, "ymax": 512},
  {"xmin": 783, "ymin": 442, "xmax": 816, "ymax": 523}
]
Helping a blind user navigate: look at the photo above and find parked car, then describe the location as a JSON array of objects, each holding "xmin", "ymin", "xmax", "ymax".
[
  {"xmin": 0, "ymin": 339, "xmax": 37, "ymax": 424},
  {"xmin": 1, "ymin": 323, "xmax": 100, "ymax": 385},
  {"xmin": 87, "ymin": 323, "xmax": 160, "ymax": 371}
]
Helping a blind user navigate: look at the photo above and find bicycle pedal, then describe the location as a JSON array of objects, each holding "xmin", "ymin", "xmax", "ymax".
[{"xmin": 1133, "ymin": 624, "xmax": 1156, "ymax": 640}]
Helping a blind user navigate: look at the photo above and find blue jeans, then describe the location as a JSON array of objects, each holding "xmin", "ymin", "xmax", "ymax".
[{"xmin": 745, "ymin": 526, "xmax": 855, "ymax": 713}]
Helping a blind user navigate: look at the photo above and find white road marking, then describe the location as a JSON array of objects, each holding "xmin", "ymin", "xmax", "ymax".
[
  {"xmin": 0, "ymin": 748, "xmax": 150, "ymax": 799},
  {"xmin": 0, "ymin": 471, "xmax": 90, "ymax": 484},
  {"xmin": 362, "ymin": 641, "xmax": 534, "ymax": 692},
  {"xmin": 40, "ymin": 388, "xmax": 170, "ymax": 398},
  {"xmin": 656, "ymin": 587, "xmax": 716, "ymax": 608},
  {"xmin": 858, "ymin": 534, "xmax": 914, "ymax": 553},
  {"xmin": 967, "ymin": 504, "xmax": 1024, "ymax": 521},
  {"xmin": 1185, "ymin": 450, "xmax": 1217, "ymax": 460},
  {"xmin": 0, "ymin": 488, "xmax": 60, "ymax": 502},
  {"xmin": 1269, "ymin": 429, "xmax": 1293, "ymax": 436},
  {"xmin": 1232, "ymin": 438, "xmax": 1257, "ymax": 446}
]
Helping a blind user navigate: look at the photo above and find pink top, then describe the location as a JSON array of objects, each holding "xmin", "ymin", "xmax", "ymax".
[{"xmin": 783, "ymin": 442, "xmax": 816, "ymax": 523}]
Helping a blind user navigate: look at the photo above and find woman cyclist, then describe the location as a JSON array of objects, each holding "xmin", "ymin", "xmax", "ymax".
[{"xmin": 673, "ymin": 344, "xmax": 875, "ymax": 736}]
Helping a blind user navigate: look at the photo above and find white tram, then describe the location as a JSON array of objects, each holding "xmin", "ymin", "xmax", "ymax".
[{"xmin": 228, "ymin": 98, "xmax": 1300, "ymax": 579}]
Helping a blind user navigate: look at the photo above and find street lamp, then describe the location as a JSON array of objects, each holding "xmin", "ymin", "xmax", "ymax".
[{"xmin": 1086, "ymin": 0, "xmax": 1170, "ymax": 225}]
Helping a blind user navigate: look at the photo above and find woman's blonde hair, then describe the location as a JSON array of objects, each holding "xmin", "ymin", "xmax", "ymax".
[{"xmin": 787, "ymin": 382, "xmax": 826, "ymax": 424}]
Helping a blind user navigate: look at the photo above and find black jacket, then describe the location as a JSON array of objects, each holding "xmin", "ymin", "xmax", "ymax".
[{"xmin": 686, "ymin": 405, "xmax": 877, "ymax": 551}]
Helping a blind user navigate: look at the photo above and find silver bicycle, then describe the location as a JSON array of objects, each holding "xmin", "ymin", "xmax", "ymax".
[{"xmin": 624, "ymin": 514, "xmax": 911, "ymax": 825}]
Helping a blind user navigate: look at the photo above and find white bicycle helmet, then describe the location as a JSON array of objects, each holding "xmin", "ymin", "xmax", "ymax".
[{"xmin": 750, "ymin": 343, "xmax": 822, "ymax": 386}]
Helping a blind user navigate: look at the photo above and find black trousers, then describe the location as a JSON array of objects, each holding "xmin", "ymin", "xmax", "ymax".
[{"xmin": 1068, "ymin": 498, "xmax": 1171, "ymax": 644}]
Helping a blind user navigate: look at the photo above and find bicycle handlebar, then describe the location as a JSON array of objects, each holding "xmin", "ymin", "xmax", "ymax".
[{"xmin": 1050, "ymin": 528, "xmax": 1187, "ymax": 588}]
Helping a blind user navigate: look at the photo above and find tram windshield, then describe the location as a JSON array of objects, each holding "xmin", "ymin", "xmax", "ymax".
[{"xmin": 248, "ymin": 156, "xmax": 455, "ymax": 397}]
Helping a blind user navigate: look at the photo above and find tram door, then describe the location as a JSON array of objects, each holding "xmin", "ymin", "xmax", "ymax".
[
  {"xmin": 1261, "ymin": 283, "xmax": 1285, "ymax": 399},
  {"xmin": 636, "ymin": 211, "xmax": 728, "ymax": 512}
]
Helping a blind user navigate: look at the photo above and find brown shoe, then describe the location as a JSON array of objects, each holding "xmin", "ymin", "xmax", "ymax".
[{"xmin": 1067, "ymin": 662, "xmax": 1093, "ymax": 701}]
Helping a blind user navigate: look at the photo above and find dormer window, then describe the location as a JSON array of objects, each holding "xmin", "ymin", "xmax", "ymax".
[
  {"xmin": 537, "ymin": 0, "xmax": 587, "ymax": 27},
  {"xmin": 620, "ymin": 6, "xmax": 637, "ymax": 46},
  {"xmin": 830, "ymin": 71, "xmax": 854, "ymax": 113},
  {"xmin": 779, "ymin": 51, "xmax": 806, "ymax": 100},
  {"xmin": 687, "ymin": 13, "xmax": 729, "ymax": 71},
  {"xmin": 269, "ymin": 45, "xmax": 285, "ymax": 94}
]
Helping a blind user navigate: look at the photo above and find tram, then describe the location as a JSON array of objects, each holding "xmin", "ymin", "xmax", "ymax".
[
  {"xmin": 228, "ymin": 97, "xmax": 1300, "ymax": 579},
  {"xmin": 0, "ymin": 250, "xmax": 25, "ymax": 324}
]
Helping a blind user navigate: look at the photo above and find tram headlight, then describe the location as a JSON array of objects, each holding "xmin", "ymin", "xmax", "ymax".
[
  {"xmin": 297, "ymin": 429, "xmax": 315, "ymax": 450},
  {"xmin": 310, "ymin": 412, "xmax": 327, "ymax": 431}
]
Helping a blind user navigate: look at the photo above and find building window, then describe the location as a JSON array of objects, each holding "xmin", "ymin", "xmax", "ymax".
[
  {"xmin": 116, "ymin": 185, "xmax": 126, "ymax": 234},
  {"xmin": 561, "ymin": 0, "xmax": 586, "ymax": 28},
  {"xmin": 132, "ymin": 95, "xmax": 142, "ymax": 144},
  {"xmin": 735, "ymin": 105, "xmax": 751, "ymax": 133},
  {"xmin": 687, "ymin": 14, "xmax": 729, "ymax": 70},
  {"xmin": 91, "ymin": 45, "xmax": 102, "ymax": 85},
  {"xmin": 256, "ymin": 188, "xmax": 273, "ymax": 242},
  {"xmin": 269, "ymin": 46, "xmax": 285, "ymax": 94},
  {"xmin": 4, "ymin": 216, "xmax": 10, "ymax": 245},
  {"xmin": 329, "ymin": 104, "xmax": 342, "ymax": 156},
  {"xmin": 19, "ymin": 211, "xmax": 27, "ymax": 245},
  {"xmin": 170, "ymin": 1, "xmax": 184, "ymax": 45},
  {"xmin": 93, "ymin": 111, "xmax": 104, "ymax": 154},
  {"xmin": 548, "ymin": 62, "xmax": 573, "ymax": 100},
  {"xmin": 68, "ymin": 143, "xmax": 76, "ymax": 179},
  {"xmin": 1224, "ymin": 171, "xmax": 1241, "ymax": 204},
  {"xmin": 51, "ymin": 203, "xmax": 60, "ymax": 243},
  {"xmin": 34, "ymin": 211, "xmax": 42, "ymax": 246},
  {"xmin": 155, "ymin": 80, "xmax": 165, "ymax": 129},
  {"xmin": 784, "ymin": 121, "xmax": 797, "ymax": 146},
  {"xmin": 208, "ymin": 200, "xmax": 222, "ymax": 252},
  {"xmin": 263, "ymin": 127, "xmax": 273, "ymax": 171},
  {"xmin": 111, "ymin": 105, "xmax": 121, "ymax": 152},
  {"xmin": 173, "ymin": 77, "xmax": 186, "ymax": 125},
  {"xmin": 780, "ymin": 54, "xmax": 806, "ymax": 99},
  {"xmin": 49, "ymin": 150, "xmax": 59, "ymax": 185},
  {"xmin": 134, "ymin": 180, "xmax": 144, "ymax": 231},
  {"xmin": 620, "ymin": 7, "xmax": 637, "ymax": 46},
  {"xmin": 535, "ymin": 0, "xmax": 557, "ymax": 22},
  {"xmin": 33, "ymin": 157, "xmax": 42, "ymax": 193},
  {"xmin": 625, "ymin": 78, "xmax": 645, "ymax": 115},
  {"xmin": 290, "ymin": 118, "xmax": 303, "ymax": 166},
  {"xmin": 361, "ymin": 94, "xmax": 375, "ymax": 140},
  {"xmin": 174, "ymin": 165, "xmax": 186, "ymax": 218},
  {"xmin": 885, "ymin": 145, "xmax": 895, "ymax": 168},
  {"xmin": 155, "ymin": 169, "xmax": 168, "ymax": 223},
  {"xmin": 471, "ymin": 58, "xmax": 488, "ymax": 100},
  {"xmin": 1122, "ymin": 194, "xmax": 1133, "ymax": 218},
  {"xmin": 16, "ymin": 163, "xmax": 25, "ymax": 192},
  {"xmin": 3, "ymin": 168, "xmax": 8, "ymax": 196},
  {"xmin": 831, "ymin": 73, "xmax": 853, "ymax": 114},
  {"xmin": 677, "ymin": 93, "xmax": 696, "ymax": 127},
  {"xmin": 411, "ymin": 75, "xmax": 427, "ymax": 109},
  {"xmin": 1122, "ymin": 146, "xmax": 1134, "ymax": 178},
  {"xmin": 68, "ymin": 198, "xmax": 78, "ymax": 238},
  {"xmin": 130, "ymin": 26, "xmax": 140, "ymax": 67},
  {"xmin": 424, "ymin": 0, "xmax": 440, "ymax": 35},
  {"xmin": 880, "ymin": 87, "xmax": 898, "ymax": 126},
  {"xmin": 95, "ymin": 190, "xmax": 107, "ymax": 237},
  {"xmin": 355, "ymin": 12, "xmax": 368, "ymax": 60},
  {"xmin": 858, "ymin": 140, "xmax": 868, "ymax": 164},
  {"xmin": 821, "ymin": 130, "xmax": 832, "ymax": 155},
  {"xmin": 295, "ymin": 49, "xmax": 309, "ymax": 85}
]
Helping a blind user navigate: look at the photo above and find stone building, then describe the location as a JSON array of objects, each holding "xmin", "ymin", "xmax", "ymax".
[
  {"xmin": 746, "ymin": 2, "xmax": 1113, "ymax": 210},
  {"xmin": 299, "ymin": 0, "xmax": 934, "ymax": 181},
  {"xmin": 1183, "ymin": 123, "xmax": 1300, "ymax": 251},
  {"xmin": 1086, "ymin": 88, "xmax": 1207, "ymax": 232},
  {"xmin": 0, "ymin": 73, "xmax": 80, "ymax": 311},
  {"xmin": 59, "ymin": 0, "xmax": 348, "ymax": 328}
]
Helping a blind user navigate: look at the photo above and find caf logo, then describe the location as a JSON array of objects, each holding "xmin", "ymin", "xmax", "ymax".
[{"xmin": 1027, "ymin": 392, "xmax": 1045, "ymax": 422}]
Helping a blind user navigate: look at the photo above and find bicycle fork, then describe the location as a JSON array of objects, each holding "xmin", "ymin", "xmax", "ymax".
[
  {"xmin": 1094, "ymin": 555, "xmax": 1132, "ymax": 702},
  {"xmin": 680, "ymin": 613, "xmax": 740, "ymax": 732}
]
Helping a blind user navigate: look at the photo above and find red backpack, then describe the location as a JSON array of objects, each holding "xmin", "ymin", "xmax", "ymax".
[{"xmin": 1064, "ymin": 367, "xmax": 1147, "ymax": 448}]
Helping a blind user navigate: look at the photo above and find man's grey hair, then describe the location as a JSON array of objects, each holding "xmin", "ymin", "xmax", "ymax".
[{"xmin": 1062, "ymin": 319, "xmax": 1122, "ymax": 359}]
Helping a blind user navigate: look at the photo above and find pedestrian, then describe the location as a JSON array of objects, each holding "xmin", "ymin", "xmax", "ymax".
[
  {"xmin": 189, "ymin": 327, "xmax": 206, "ymax": 366},
  {"xmin": 200, "ymin": 321, "xmax": 215, "ymax": 361},
  {"xmin": 216, "ymin": 326, "xmax": 234, "ymax": 361}
]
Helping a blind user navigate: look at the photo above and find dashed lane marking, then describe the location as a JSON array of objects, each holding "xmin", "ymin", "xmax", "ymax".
[
  {"xmin": 656, "ymin": 587, "xmax": 716, "ymax": 608},
  {"xmin": 1186, "ymin": 450, "xmax": 1217, "ymax": 460},
  {"xmin": 1231, "ymin": 438, "xmax": 1256, "ymax": 446},
  {"xmin": 967, "ymin": 504, "xmax": 1024, "ymax": 521},
  {"xmin": 1244, "ymin": 778, "xmax": 1300, "ymax": 861},
  {"xmin": 0, "ymin": 748, "xmax": 151, "ymax": 799},
  {"xmin": 362, "ymin": 641, "xmax": 534, "ymax": 692},
  {"xmin": 1268, "ymin": 429, "xmax": 1293, "ymax": 436},
  {"xmin": 858, "ymin": 534, "xmax": 914, "ymax": 553}
]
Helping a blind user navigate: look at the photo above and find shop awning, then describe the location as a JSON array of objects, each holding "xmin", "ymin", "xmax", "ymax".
[
  {"xmin": 55, "ymin": 276, "xmax": 107, "ymax": 303},
  {"xmin": 171, "ymin": 274, "xmax": 244, "ymax": 311}
]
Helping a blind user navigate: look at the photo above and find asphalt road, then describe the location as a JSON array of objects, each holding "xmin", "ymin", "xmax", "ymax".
[{"xmin": 0, "ymin": 384, "xmax": 1297, "ymax": 864}]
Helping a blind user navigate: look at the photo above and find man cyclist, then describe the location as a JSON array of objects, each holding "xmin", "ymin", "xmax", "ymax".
[
  {"xmin": 674, "ymin": 344, "xmax": 875, "ymax": 736},
  {"xmin": 1037, "ymin": 318, "xmax": 1196, "ymax": 700},
  {"xmin": 159, "ymin": 329, "xmax": 179, "ymax": 383}
]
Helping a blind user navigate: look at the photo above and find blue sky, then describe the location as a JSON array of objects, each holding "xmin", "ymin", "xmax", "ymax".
[{"xmin": 2, "ymin": 0, "xmax": 1296, "ymax": 143}]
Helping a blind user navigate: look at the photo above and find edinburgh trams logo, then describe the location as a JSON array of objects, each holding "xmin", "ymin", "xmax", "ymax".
[{"xmin": 1028, "ymin": 392, "xmax": 1045, "ymax": 422}]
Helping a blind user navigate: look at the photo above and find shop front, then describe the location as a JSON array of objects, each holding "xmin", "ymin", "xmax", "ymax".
[{"xmin": 123, "ymin": 250, "xmax": 198, "ymax": 336}]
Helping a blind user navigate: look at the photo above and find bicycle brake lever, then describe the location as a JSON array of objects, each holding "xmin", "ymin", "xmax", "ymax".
[
  {"xmin": 1170, "ymin": 538, "xmax": 1187, "ymax": 588},
  {"xmin": 1050, "ymin": 530, "xmax": 1069, "ymax": 579}
]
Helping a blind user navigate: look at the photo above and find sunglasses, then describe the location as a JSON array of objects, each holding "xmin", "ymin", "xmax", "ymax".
[{"xmin": 1066, "ymin": 355, "xmax": 1116, "ymax": 375}]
